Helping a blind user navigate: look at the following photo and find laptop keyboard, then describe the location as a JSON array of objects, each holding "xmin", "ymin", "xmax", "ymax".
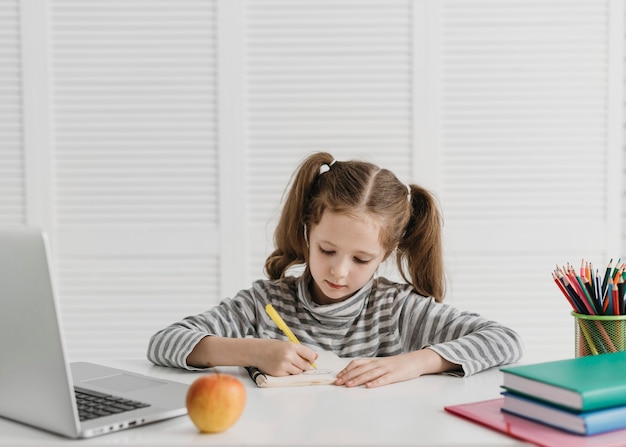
[{"xmin": 74, "ymin": 386, "xmax": 151, "ymax": 422}]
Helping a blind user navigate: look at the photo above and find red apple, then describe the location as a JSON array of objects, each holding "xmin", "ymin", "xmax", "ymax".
[{"xmin": 186, "ymin": 373, "xmax": 247, "ymax": 433}]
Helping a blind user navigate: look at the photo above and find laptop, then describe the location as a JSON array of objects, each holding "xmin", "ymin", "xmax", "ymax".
[{"xmin": 0, "ymin": 225, "xmax": 189, "ymax": 438}]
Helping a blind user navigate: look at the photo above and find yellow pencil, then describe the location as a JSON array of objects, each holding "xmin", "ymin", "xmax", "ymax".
[{"xmin": 265, "ymin": 304, "xmax": 317, "ymax": 369}]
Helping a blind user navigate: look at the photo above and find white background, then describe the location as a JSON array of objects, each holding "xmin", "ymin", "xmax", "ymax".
[{"xmin": 1, "ymin": 0, "xmax": 624, "ymax": 364}]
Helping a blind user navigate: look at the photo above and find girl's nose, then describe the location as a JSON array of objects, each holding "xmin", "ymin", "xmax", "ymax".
[{"xmin": 330, "ymin": 258, "xmax": 349, "ymax": 279}]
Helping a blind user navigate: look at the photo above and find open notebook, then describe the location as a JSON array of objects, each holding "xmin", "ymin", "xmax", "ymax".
[{"xmin": 245, "ymin": 350, "xmax": 351, "ymax": 388}]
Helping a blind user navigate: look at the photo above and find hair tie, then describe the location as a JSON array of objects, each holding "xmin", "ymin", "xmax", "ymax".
[
  {"xmin": 319, "ymin": 159, "xmax": 336, "ymax": 175},
  {"xmin": 406, "ymin": 184, "xmax": 411, "ymax": 202}
]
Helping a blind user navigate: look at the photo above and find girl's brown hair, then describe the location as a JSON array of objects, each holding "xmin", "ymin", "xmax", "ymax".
[{"xmin": 264, "ymin": 152, "xmax": 445, "ymax": 302}]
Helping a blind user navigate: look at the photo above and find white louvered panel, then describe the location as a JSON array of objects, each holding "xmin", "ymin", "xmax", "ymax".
[
  {"xmin": 50, "ymin": 0, "xmax": 220, "ymax": 359},
  {"xmin": 57, "ymin": 257, "xmax": 219, "ymax": 359},
  {"xmin": 437, "ymin": 0, "xmax": 616, "ymax": 361},
  {"xmin": 0, "ymin": 0, "xmax": 25, "ymax": 224},
  {"xmin": 52, "ymin": 0, "xmax": 218, "ymax": 228},
  {"xmin": 245, "ymin": 0, "xmax": 413, "ymax": 282},
  {"xmin": 441, "ymin": 1, "xmax": 607, "ymax": 222}
]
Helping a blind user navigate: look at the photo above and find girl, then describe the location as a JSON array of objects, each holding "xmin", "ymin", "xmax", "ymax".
[{"xmin": 148, "ymin": 152, "xmax": 523, "ymax": 388}]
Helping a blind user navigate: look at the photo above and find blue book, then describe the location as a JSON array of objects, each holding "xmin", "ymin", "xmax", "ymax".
[{"xmin": 502, "ymin": 392, "xmax": 626, "ymax": 436}]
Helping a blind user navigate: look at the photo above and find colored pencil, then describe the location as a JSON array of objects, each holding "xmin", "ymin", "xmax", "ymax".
[{"xmin": 554, "ymin": 259, "xmax": 626, "ymax": 316}]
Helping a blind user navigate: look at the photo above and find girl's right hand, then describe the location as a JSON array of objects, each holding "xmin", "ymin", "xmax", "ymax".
[
  {"xmin": 185, "ymin": 335, "xmax": 318, "ymax": 374},
  {"xmin": 255, "ymin": 339, "xmax": 318, "ymax": 376}
]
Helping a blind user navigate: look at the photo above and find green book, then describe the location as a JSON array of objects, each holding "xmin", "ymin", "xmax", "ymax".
[{"xmin": 501, "ymin": 352, "xmax": 626, "ymax": 412}]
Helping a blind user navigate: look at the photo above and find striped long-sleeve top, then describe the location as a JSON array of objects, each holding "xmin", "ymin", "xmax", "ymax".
[{"xmin": 147, "ymin": 274, "xmax": 523, "ymax": 376}]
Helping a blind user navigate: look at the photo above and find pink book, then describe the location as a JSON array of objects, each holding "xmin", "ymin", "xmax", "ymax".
[{"xmin": 444, "ymin": 398, "xmax": 626, "ymax": 447}]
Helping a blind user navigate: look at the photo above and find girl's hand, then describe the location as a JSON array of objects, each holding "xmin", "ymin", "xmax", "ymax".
[
  {"xmin": 254, "ymin": 339, "xmax": 319, "ymax": 377},
  {"xmin": 334, "ymin": 349, "xmax": 458, "ymax": 388},
  {"xmin": 186, "ymin": 336, "xmax": 318, "ymax": 375}
]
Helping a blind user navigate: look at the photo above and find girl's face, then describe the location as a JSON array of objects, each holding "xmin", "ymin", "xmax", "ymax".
[{"xmin": 308, "ymin": 210, "xmax": 386, "ymax": 305}]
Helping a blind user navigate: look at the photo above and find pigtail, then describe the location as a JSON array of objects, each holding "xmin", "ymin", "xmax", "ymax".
[
  {"xmin": 397, "ymin": 184, "xmax": 446, "ymax": 302},
  {"xmin": 264, "ymin": 152, "xmax": 335, "ymax": 279}
]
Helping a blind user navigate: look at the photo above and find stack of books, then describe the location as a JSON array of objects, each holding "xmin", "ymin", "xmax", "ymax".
[{"xmin": 500, "ymin": 351, "xmax": 626, "ymax": 435}]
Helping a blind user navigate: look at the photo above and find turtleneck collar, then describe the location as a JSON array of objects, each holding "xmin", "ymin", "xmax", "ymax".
[{"xmin": 296, "ymin": 272, "xmax": 373, "ymax": 327}]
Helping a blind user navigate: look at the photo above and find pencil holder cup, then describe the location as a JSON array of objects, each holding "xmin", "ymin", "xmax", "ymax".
[{"xmin": 573, "ymin": 312, "xmax": 626, "ymax": 357}]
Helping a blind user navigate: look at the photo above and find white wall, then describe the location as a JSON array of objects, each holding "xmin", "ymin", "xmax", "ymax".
[{"xmin": 1, "ymin": 0, "xmax": 624, "ymax": 364}]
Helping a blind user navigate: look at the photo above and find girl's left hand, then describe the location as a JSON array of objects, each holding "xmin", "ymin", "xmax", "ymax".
[{"xmin": 334, "ymin": 349, "xmax": 458, "ymax": 388}]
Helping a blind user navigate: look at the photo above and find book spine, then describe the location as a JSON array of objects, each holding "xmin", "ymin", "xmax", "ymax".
[
  {"xmin": 585, "ymin": 405, "xmax": 626, "ymax": 435},
  {"xmin": 244, "ymin": 366, "xmax": 267, "ymax": 387},
  {"xmin": 583, "ymin": 387, "xmax": 626, "ymax": 412}
]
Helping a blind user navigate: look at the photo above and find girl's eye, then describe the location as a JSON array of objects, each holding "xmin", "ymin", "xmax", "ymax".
[{"xmin": 318, "ymin": 246, "xmax": 371, "ymax": 264}]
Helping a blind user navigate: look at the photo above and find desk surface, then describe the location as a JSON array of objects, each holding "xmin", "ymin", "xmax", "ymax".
[{"xmin": 0, "ymin": 359, "xmax": 535, "ymax": 447}]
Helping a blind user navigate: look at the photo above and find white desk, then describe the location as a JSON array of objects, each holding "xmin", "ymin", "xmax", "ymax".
[{"xmin": 0, "ymin": 359, "xmax": 533, "ymax": 447}]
